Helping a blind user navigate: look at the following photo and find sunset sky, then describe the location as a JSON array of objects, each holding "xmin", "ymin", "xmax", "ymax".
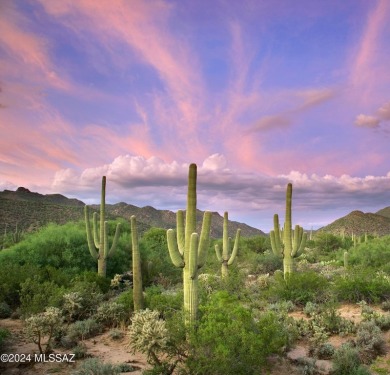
[{"xmin": 1, "ymin": 0, "xmax": 390, "ymax": 231}]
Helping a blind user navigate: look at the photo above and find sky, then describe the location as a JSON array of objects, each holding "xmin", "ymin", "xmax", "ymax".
[{"xmin": 1, "ymin": 0, "xmax": 390, "ymax": 232}]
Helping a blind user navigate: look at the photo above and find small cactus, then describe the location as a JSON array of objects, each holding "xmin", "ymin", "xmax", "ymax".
[{"xmin": 215, "ymin": 212, "xmax": 240, "ymax": 278}]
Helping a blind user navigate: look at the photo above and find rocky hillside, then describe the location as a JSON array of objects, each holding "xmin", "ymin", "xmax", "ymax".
[
  {"xmin": 318, "ymin": 210, "xmax": 390, "ymax": 237},
  {"xmin": 97, "ymin": 202, "xmax": 262, "ymax": 238},
  {"xmin": 376, "ymin": 206, "xmax": 390, "ymax": 219},
  {"xmin": 0, "ymin": 187, "xmax": 263, "ymax": 238}
]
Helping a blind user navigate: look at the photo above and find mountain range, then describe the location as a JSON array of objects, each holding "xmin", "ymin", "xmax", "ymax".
[
  {"xmin": 0, "ymin": 187, "xmax": 263, "ymax": 238},
  {"xmin": 1, "ymin": 187, "xmax": 390, "ymax": 238}
]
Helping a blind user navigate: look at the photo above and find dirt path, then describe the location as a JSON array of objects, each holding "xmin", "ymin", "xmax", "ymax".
[{"xmin": 0, "ymin": 318, "xmax": 149, "ymax": 375}]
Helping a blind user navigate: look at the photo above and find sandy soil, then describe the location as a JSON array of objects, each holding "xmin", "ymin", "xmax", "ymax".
[{"xmin": 0, "ymin": 318, "xmax": 149, "ymax": 375}]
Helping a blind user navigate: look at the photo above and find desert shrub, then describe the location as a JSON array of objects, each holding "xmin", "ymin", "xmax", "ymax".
[
  {"xmin": 24, "ymin": 307, "xmax": 63, "ymax": 354},
  {"xmin": 94, "ymin": 301, "xmax": 126, "ymax": 327},
  {"xmin": 332, "ymin": 343, "xmax": 370, "ymax": 375},
  {"xmin": 268, "ymin": 300, "xmax": 296, "ymax": 314},
  {"xmin": 347, "ymin": 236, "xmax": 390, "ymax": 269},
  {"xmin": 115, "ymin": 289, "xmax": 134, "ymax": 313},
  {"xmin": 72, "ymin": 358, "xmax": 120, "ymax": 375},
  {"xmin": 333, "ymin": 269, "xmax": 390, "ymax": 303},
  {"xmin": 73, "ymin": 271, "xmax": 111, "ymax": 294},
  {"xmin": 73, "ymin": 343, "xmax": 88, "ymax": 359},
  {"xmin": 0, "ymin": 261, "xmax": 42, "ymax": 307},
  {"xmin": 108, "ymin": 329, "xmax": 124, "ymax": 340},
  {"xmin": 313, "ymin": 232, "xmax": 344, "ymax": 253},
  {"xmin": 145, "ymin": 286, "xmax": 183, "ymax": 318},
  {"xmin": 380, "ymin": 299, "xmax": 390, "ymax": 311},
  {"xmin": 68, "ymin": 318, "xmax": 103, "ymax": 341},
  {"xmin": 316, "ymin": 342, "xmax": 335, "ymax": 359},
  {"xmin": 251, "ymin": 250, "xmax": 283, "ymax": 274},
  {"xmin": 20, "ymin": 277, "xmax": 66, "ymax": 316},
  {"xmin": 0, "ymin": 328, "xmax": 10, "ymax": 352},
  {"xmin": 0, "ymin": 302, "xmax": 12, "ymax": 318},
  {"xmin": 355, "ymin": 320, "xmax": 386, "ymax": 363},
  {"xmin": 268, "ymin": 271, "xmax": 329, "ymax": 306},
  {"xmin": 187, "ymin": 291, "xmax": 288, "ymax": 375},
  {"xmin": 312, "ymin": 306, "xmax": 355, "ymax": 335},
  {"xmin": 64, "ymin": 281, "xmax": 104, "ymax": 320},
  {"xmin": 140, "ymin": 227, "xmax": 181, "ymax": 286}
]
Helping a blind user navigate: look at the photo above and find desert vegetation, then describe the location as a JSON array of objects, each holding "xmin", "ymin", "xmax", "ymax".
[{"xmin": 1, "ymin": 164, "xmax": 390, "ymax": 375}]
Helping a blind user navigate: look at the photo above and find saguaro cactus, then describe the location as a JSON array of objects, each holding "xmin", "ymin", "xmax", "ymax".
[
  {"xmin": 270, "ymin": 183, "xmax": 307, "ymax": 279},
  {"xmin": 131, "ymin": 215, "xmax": 144, "ymax": 311},
  {"xmin": 167, "ymin": 164, "xmax": 212, "ymax": 325},
  {"xmin": 85, "ymin": 176, "xmax": 121, "ymax": 277},
  {"xmin": 215, "ymin": 212, "xmax": 241, "ymax": 278}
]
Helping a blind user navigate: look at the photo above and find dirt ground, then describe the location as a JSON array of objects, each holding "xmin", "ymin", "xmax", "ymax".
[{"xmin": 0, "ymin": 318, "xmax": 149, "ymax": 375}]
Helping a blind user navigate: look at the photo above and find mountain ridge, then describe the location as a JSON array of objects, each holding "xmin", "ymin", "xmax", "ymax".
[{"xmin": 0, "ymin": 187, "xmax": 263, "ymax": 238}]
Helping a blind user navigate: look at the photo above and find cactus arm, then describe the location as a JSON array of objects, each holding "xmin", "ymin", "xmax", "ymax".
[
  {"xmin": 274, "ymin": 214, "xmax": 282, "ymax": 250},
  {"xmin": 227, "ymin": 229, "xmax": 240, "ymax": 266},
  {"xmin": 197, "ymin": 211, "xmax": 211, "ymax": 268},
  {"xmin": 167, "ymin": 229, "xmax": 185, "ymax": 268},
  {"xmin": 296, "ymin": 231, "xmax": 307, "ymax": 256},
  {"xmin": 85, "ymin": 205, "xmax": 98, "ymax": 260},
  {"xmin": 270, "ymin": 214, "xmax": 282, "ymax": 257},
  {"xmin": 177, "ymin": 210, "xmax": 185, "ymax": 256},
  {"xmin": 222, "ymin": 212, "xmax": 229, "ymax": 261},
  {"xmin": 215, "ymin": 244, "xmax": 223, "ymax": 262},
  {"xmin": 92, "ymin": 212, "xmax": 99, "ymax": 248},
  {"xmin": 270, "ymin": 230, "xmax": 278, "ymax": 255},
  {"xmin": 107, "ymin": 222, "xmax": 121, "ymax": 258},
  {"xmin": 189, "ymin": 233, "xmax": 199, "ymax": 279}
]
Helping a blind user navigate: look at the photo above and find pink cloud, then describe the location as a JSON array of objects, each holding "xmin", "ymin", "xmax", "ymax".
[{"xmin": 354, "ymin": 114, "xmax": 380, "ymax": 128}]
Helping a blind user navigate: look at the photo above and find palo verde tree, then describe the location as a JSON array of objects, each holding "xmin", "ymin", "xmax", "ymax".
[
  {"xmin": 167, "ymin": 164, "xmax": 212, "ymax": 326},
  {"xmin": 215, "ymin": 212, "xmax": 241, "ymax": 278},
  {"xmin": 270, "ymin": 183, "xmax": 307, "ymax": 279},
  {"xmin": 84, "ymin": 176, "xmax": 121, "ymax": 277}
]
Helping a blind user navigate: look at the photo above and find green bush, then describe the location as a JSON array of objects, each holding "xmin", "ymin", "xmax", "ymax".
[
  {"xmin": 187, "ymin": 291, "xmax": 288, "ymax": 375},
  {"xmin": 94, "ymin": 301, "xmax": 126, "ymax": 328},
  {"xmin": 68, "ymin": 318, "xmax": 103, "ymax": 341},
  {"xmin": 145, "ymin": 286, "xmax": 183, "ymax": 318},
  {"xmin": 0, "ymin": 328, "xmax": 10, "ymax": 352},
  {"xmin": 356, "ymin": 321, "xmax": 386, "ymax": 363},
  {"xmin": 332, "ymin": 343, "xmax": 370, "ymax": 375},
  {"xmin": 346, "ymin": 236, "xmax": 390, "ymax": 269},
  {"xmin": 268, "ymin": 271, "xmax": 329, "ymax": 306},
  {"xmin": 333, "ymin": 269, "xmax": 390, "ymax": 303},
  {"xmin": 313, "ymin": 232, "xmax": 344, "ymax": 253},
  {"xmin": 20, "ymin": 277, "xmax": 66, "ymax": 316},
  {"xmin": 115, "ymin": 289, "xmax": 134, "ymax": 313},
  {"xmin": 72, "ymin": 358, "xmax": 120, "ymax": 375},
  {"xmin": 140, "ymin": 227, "xmax": 181, "ymax": 286},
  {"xmin": 0, "ymin": 302, "xmax": 12, "ymax": 318}
]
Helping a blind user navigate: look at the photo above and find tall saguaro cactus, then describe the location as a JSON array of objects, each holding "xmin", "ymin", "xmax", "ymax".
[
  {"xmin": 85, "ymin": 176, "xmax": 121, "ymax": 277},
  {"xmin": 270, "ymin": 183, "xmax": 307, "ymax": 279},
  {"xmin": 131, "ymin": 215, "xmax": 144, "ymax": 311},
  {"xmin": 167, "ymin": 164, "xmax": 212, "ymax": 325},
  {"xmin": 215, "ymin": 212, "xmax": 241, "ymax": 278}
]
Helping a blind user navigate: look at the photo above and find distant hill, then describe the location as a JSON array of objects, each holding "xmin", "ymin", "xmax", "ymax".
[
  {"xmin": 376, "ymin": 206, "xmax": 390, "ymax": 219},
  {"xmin": 318, "ymin": 210, "xmax": 390, "ymax": 237},
  {"xmin": 0, "ymin": 187, "xmax": 263, "ymax": 238},
  {"xmin": 97, "ymin": 202, "xmax": 262, "ymax": 238}
]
